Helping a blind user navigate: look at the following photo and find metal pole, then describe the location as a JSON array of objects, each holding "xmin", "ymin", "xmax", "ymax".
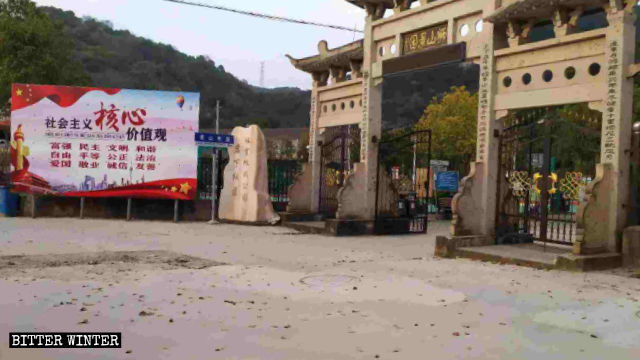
[
  {"xmin": 210, "ymin": 149, "xmax": 219, "ymax": 224},
  {"xmin": 31, "ymin": 194, "xmax": 36, "ymax": 218},
  {"xmin": 216, "ymin": 100, "xmax": 220, "ymax": 133},
  {"xmin": 80, "ymin": 197, "xmax": 85, "ymax": 219},
  {"xmin": 173, "ymin": 199, "xmax": 179, "ymax": 223},
  {"xmin": 126, "ymin": 198, "xmax": 132, "ymax": 221},
  {"xmin": 209, "ymin": 100, "xmax": 221, "ymax": 224},
  {"xmin": 412, "ymin": 135, "xmax": 417, "ymax": 188}
]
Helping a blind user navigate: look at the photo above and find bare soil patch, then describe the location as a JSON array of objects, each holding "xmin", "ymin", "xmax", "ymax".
[{"xmin": 0, "ymin": 250, "xmax": 224, "ymax": 270}]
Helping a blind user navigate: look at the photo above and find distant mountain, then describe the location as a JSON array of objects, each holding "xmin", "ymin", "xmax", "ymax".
[{"xmin": 40, "ymin": 6, "xmax": 311, "ymax": 130}]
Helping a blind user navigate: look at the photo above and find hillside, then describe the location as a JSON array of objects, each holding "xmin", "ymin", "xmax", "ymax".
[{"xmin": 40, "ymin": 6, "xmax": 310, "ymax": 130}]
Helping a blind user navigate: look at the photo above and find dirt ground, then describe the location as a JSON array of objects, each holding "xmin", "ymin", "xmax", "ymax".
[{"xmin": 1, "ymin": 218, "xmax": 640, "ymax": 360}]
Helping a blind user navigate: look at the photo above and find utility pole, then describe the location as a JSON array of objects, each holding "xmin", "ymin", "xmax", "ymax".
[
  {"xmin": 209, "ymin": 100, "xmax": 221, "ymax": 224},
  {"xmin": 260, "ymin": 62, "xmax": 265, "ymax": 87}
]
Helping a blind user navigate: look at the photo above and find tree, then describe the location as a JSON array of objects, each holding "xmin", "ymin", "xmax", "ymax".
[
  {"xmin": 415, "ymin": 86, "xmax": 478, "ymax": 174},
  {"xmin": 0, "ymin": 0, "xmax": 89, "ymax": 109}
]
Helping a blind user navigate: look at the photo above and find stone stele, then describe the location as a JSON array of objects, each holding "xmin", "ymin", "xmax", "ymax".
[{"xmin": 219, "ymin": 125, "xmax": 280, "ymax": 224}]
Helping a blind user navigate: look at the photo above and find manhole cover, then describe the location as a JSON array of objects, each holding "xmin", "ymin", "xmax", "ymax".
[{"xmin": 299, "ymin": 274, "xmax": 360, "ymax": 288}]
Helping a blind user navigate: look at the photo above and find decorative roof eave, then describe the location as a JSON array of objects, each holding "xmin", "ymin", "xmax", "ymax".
[
  {"xmin": 286, "ymin": 40, "xmax": 364, "ymax": 73},
  {"xmin": 345, "ymin": 0, "xmax": 395, "ymax": 9},
  {"xmin": 485, "ymin": 0, "xmax": 608, "ymax": 23}
]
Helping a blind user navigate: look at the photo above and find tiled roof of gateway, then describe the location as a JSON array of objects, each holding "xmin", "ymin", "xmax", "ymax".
[
  {"xmin": 286, "ymin": 40, "xmax": 363, "ymax": 73},
  {"xmin": 344, "ymin": 0, "xmax": 395, "ymax": 8},
  {"xmin": 485, "ymin": 0, "xmax": 608, "ymax": 23}
]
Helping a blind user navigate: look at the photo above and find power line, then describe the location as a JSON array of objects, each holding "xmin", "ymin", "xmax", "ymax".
[{"xmin": 162, "ymin": 0, "xmax": 363, "ymax": 33}]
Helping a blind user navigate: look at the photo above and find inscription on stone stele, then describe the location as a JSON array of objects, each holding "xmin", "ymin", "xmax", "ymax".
[
  {"xmin": 402, "ymin": 23, "xmax": 447, "ymax": 55},
  {"xmin": 219, "ymin": 125, "xmax": 279, "ymax": 224}
]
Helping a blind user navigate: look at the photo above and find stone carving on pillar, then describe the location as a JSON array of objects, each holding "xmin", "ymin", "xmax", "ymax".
[
  {"xmin": 393, "ymin": 0, "xmax": 410, "ymax": 14},
  {"xmin": 312, "ymin": 71, "xmax": 329, "ymax": 87},
  {"xmin": 506, "ymin": 20, "xmax": 533, "ymax": 47},
  {"xmin": 350, "ymin": 60, "xmax": 363, "ymax": 79},
  {"xmin": 552, "ymin": 8, "xmax": 581, "ymax": 37},
  {"xmin": 336, "ymin": 162, "xmax": 398, "ymax": 220},
  {"xmin": 364, "ymin": 3, "xmax": 386, "ymax": 20},
  {"xmin": 335, "ymin": 163, "xmax": 365, "ymax": 219},
  {"xmin": 574, "ymin": 163, "xmax": 615, "ymax": 255},
  {"xmin": 588, "ymin": 100, "xmax": 604, "ymax": 113},
  {"xmin": 286, "ymin": 163, "xmax": 312, "ymax": 213},
  {"xmin": 330, "ymin": 66, "xmax": 347, "ymax": 83},
  {"xmin": 451, "ymin": 162, "xmax": 483, "ymax": 236}
]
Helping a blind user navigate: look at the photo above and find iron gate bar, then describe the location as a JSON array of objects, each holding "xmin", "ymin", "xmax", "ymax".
[
  {"xmin": 374, "ymin": 129, "xmax": 431, "ymax": 235},
  {"xmin": 318, "ymin": 125, "xmax": 361, "ymax": 218},
  {"xmin": 496, "ymin": 106, "xmax": 601, "ymax": 246}
]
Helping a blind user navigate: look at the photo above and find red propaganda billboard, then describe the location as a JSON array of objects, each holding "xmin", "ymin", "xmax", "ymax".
[{"xmin": 9, "ymin": 84, "xmax": 199, "ymax": 200}]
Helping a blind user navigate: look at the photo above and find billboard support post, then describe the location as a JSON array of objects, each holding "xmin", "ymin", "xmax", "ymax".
[
  {"xmin": 80, "ymin": 197, "xmax": 85, "ymax": 219},
  {"xmin": 31, "ymin": 194, "xmax": 36, "ymax": 218},
  {"xmin": 174, "ymin": 199, "xmax": 179, "ymax": 223},
  {"xmin": 209, "ymin": 100, "xmax": 221, "ymax": 225},
  {"xmin": 210, "ymin": 150, "xmax": 218, "ymax": 224},
  {"xmin": 126, "ymin": 198, "xmax": 132, "ymax": 221}
]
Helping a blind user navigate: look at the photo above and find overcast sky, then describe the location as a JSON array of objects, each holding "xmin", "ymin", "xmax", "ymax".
[{"xmin": 34, "ymin": 0, "xmax": 366, "ymax": 90}]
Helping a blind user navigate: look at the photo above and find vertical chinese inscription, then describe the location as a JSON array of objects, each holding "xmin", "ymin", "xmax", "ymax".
[
  {"xmin": 309, "ymin": 94, "xmax": 317, "ymax": 163},
  {"xmin": 476, "ymin": 43, "xmax": 491, "ymax": 163},
  {"xmin": 603, "ymin": 39, "xmax": 620, "ymax": 163},
  {"xmin": 360, "ymin": 72, "xmax": 369, "ymax": 162},
  {"xmin": 230, "ymin": 137, "xmax": 252, "ymax": 202}
]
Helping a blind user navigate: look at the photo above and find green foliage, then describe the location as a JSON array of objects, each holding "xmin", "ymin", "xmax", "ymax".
[
  {"xmin": 554, "ymin": 104, "xmax": 602, "ymax": 175},
  {"xmin": 39, "ymin": 6, "xmax": 310, "ymax": 130},
  {"xmin": 415, "ymin": 86, "xmax": 478, "ymax": 174},
  {"xmin": 0, "ymin": 0, "xmax": 89, "ymax": 110}
]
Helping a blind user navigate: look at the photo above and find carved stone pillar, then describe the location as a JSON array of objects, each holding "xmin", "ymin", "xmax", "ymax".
[
  {"xmin": 575, "ymin": 6, "xmax": 636, "ymax": 254},
  {"xmin": 360, "ymin": 11, "xmax": 382, "ymax": 220},
  {"xmin": 308, "ymin": 78, "xmax": 322, "ymax": 213},
  {"xmin": 451, "ymin": 3, "xmax": 499, "ymax": 237}
]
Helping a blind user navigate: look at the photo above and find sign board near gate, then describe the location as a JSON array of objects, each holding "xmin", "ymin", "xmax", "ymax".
[
  {"xmin": 435, "ymin": 171, "xmax": 459, "ymax": 192},
  {"xmin": 195, "ymin": 132, "xmax": 234, "ymax": 148},
  {"xmin": 9, "ymin": 84, "xmax": 199, "ymax": 199}
]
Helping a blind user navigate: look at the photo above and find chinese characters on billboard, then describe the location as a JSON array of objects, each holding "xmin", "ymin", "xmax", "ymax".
[{"xmin": 9, "ymin": 84, "xmax": 199, "ymax": 199}]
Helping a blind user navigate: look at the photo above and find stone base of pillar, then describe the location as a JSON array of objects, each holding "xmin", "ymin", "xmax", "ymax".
[
  {"xmin": 574, "ymin": 163, "xmax": 616, "ymax": 255},
  {"xmin": 336, "ymin": 163, "xmax": 369, "ymax": 220},
  {"xmin": 286, "ymin": 163, "xmax": 313, "ymax": 213},
  {"xmin": 451, "ymin": 162, "xmax": 485, "ymax": 236},
  {"xmin": 622, "ymin": 226, "xmax": 640, "ymax": 266}
]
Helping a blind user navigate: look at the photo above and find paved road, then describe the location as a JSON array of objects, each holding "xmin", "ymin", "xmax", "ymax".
[{"xmin": 0, "ymin": 218, "xmax": 639, "ymax": 359}]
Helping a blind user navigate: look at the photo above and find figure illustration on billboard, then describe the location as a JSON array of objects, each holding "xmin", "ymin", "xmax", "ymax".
[
  {"xmin": 176, "ymin": 95, "xmax": 185, "ymax": 110},
  {"xmin": 10, "ymin": 124, "xmax": 53, "ymax": 193}
]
